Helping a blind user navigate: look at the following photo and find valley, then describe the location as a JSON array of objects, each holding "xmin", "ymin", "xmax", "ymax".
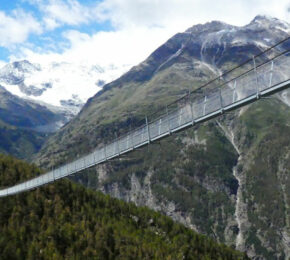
[{"xmin": 0, "ymin": 14, "xmax": 289, "ymax": 259}]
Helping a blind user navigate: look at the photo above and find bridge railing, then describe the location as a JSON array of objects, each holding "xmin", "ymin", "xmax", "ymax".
[{"xmin": 1, "ymin": 37, "xmax": 290, "ymax": 197}]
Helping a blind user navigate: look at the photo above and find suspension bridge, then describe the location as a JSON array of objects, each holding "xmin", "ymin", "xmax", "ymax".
[{"xmin": 1, "ymin": 37, "xmax": 290, "ymax": 197}]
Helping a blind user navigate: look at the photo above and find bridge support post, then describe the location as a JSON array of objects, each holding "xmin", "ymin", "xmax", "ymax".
[
  {"xmin": 178, "ymin": 109, "xmax": 182, "ymax": 126},
  {"xmin": 166, "ymin": 106, "xmax": 171, "ymax": 134},
  {"xmin": 141, "ymin": 126, "xmax": 144, "ymax": 141},
  {"xmin": 126, "ymin": 135, "xmax": 129, "ymax": 150},
  {"xmin": 131, "ymin": 129, "xmax": 134, "ymax": 150},
  {"xmin": 93, "ymin": 151, "xmax": 96, "ymax": 165},
  {"xmin": 146, "ymin": 116, "xmax": 151, "ymax": 143},
  {"xmin": 188, "ymin": 90, "xmax": 194, "ymax": 125},
  {"xmin": 53, "ymin": 167, "xmax": 56, "ymax": 181},
  {"xmin": 253, "ymin": 56, "xmax": 260, "ymax": 99},
  {"xmin": 219, "ymin": 81, "xmax": 223, "ymax": 114},
  {"xmin": 232, "ymin": 80, "xmax": 237, "ymax": 103},
  {"xmin": 219, "ymin": 77, "xmax": 224, "ymax": 114},
  {"xmin": 129, "ymin": 123, "xmax": 134, "ymax": 150},
  {"xmin": 203, "ymin": 94, "xmax": 207, "ymax": 115},
  {"xmin": 269, "ymin": 60, "xmax": 274, "ymax": 88},
  {"xmin": 104, "ymin": 146, "xmax": 107, "ymax": 161},
  {"xmin": 115, "ymin": 133, "xmax": 120, "ymax": 156},
  {"xmin": 158, "ymin": 118, "xmax": 162, "ymax": 135}
]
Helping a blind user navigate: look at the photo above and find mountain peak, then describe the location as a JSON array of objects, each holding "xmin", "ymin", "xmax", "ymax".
[
  {"xmin": 247, "ymin": 15, "xmax": 290, "ymax": 33},
  {"xmin": 11, "ymin": 60, "xmax": 40, "ymax": 73},
  {"xmin": 250, "ymin": 14, "xmax": 289, "ymax": 27},
  {"xmin": 186, "ymin": 20, "xmax": 235, "ymax": 35},
  {"xmin": 252, "ymin": 14, "xmax": 276, "ymax": 22}
]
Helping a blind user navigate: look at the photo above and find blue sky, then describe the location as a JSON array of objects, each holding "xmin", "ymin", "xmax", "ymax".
[
  {"xmin": 0, "ymin": 0, "xmax": 289, "ymax": 67},
  {"xmin": 0, "ymin": 0, "xmax": 113, "ymax": 61}
]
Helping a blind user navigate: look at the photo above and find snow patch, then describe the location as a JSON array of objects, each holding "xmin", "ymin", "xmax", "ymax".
[
  {"xmin": 155, "ymin": 43, "xmax": 186, "ymax": 73},
  {"xmin": 276, "ymin": 26, "xmax": 290, "ymax": 34},
  {"xmin": 253, "ymin": 40, "xmax": 270, "ymax": 49}
]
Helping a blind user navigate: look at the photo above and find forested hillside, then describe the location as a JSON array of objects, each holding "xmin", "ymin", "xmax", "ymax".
[{"xmin": 0, "ymin": 154, "xmax": 248, "ymax": 259}]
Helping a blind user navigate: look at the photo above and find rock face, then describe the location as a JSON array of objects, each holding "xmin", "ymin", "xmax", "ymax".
[{"xmin": 36, "ymin": 15, "xmax": 290, "ymax": 259}]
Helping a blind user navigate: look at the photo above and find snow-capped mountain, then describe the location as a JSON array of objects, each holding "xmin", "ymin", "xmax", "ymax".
[
  {"xmin": 182, "ymin": 15, "xmax": 290, "ymax": 73},
  {"xmin": 0, "ymin": 60, "xmax": 131, "ymax": 115}
]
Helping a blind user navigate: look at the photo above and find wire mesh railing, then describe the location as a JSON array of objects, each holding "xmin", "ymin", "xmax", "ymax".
[{"xmin": 1, "ymin": 37, "xmax": 290, "ymax": 197}]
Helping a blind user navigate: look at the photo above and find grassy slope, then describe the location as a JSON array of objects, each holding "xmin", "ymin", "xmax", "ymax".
[
  {"xmin": 35, "ymin": 47, "xmax": 217, "ymax": 168},
  {"xmin": 0, "ymin": 119, "xmax": 48, "ymax": 160},
  {"xmin": 0, "ymin": 87, "xmax": 56, "ymax": 160},
  {"xmin": 0, "ymin": 154, "xmax": 248, "ymax": 259}
]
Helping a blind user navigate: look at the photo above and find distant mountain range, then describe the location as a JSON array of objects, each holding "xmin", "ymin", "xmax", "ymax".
[
  {"xmin": 35, "ymin": 15, "xmax": 290, "ymax": 259},
  {"xmin": 0, "ymin": 59, "xmax": 132, "ymax": 117},
  {"xmin": 0, "ymin": 51, "xmax": 132, "ymax": 158}
]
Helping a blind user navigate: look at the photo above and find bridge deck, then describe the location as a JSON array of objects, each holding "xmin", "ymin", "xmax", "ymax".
[{"xmin": 1, "ymin": 41, "xmax": 290, "ymax": 197}]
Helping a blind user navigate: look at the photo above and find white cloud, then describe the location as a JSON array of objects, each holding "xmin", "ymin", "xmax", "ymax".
[
  {"xmin": 43, "ymin": 17, "xmax": 59, "ymax": 30},
  {"xmin": 96, "ymin": 0, "xmax": 290, "ymax": 30},
  {"xmin": 20, "ymin": 0, "xmax": 290, "ymax": 65},
  {"xmin": 16, "ymin": 26, "xmax": 172, "ymax": 68},
  {"xmin": 33, "ymin": 0, "xmax": 100, "ymax": 30},
  {"xmin": 0, "ymin": 9, "xmax": 42, "ymax": 47},
  {"xmin": 62, "ymin": 30, "xmax": 91, "ymax": 48}
]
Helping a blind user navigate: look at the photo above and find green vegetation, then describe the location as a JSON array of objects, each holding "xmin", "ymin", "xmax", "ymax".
[
  {"xmin": 0, "ymin": 154, "xmax": 248, "ymax": 259},
  {"xmin": 0, "ymin": 120, "xmax": 48, "ymax": 160},
  {"xmin": 236, "ymin": 99, "xmax": 290, "ymax": 258},
  {"xmin": 0, "ymin": 86, "xmax": 71, "ymax": 160},
  {"xmin": 74, "ymin": 121, "xmax": 239, "ymax": 245},
  {"xmin": 35, "ymin": 42, "xmax": 216, "ymax": 169}
]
